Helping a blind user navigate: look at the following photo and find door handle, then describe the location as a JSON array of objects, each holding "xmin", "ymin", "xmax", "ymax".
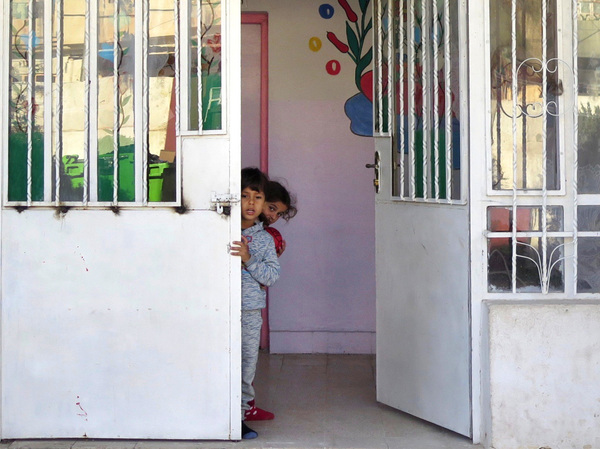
[{"xmin": 365, "ymin": 152, "xmax": 380, "ymax": 194}]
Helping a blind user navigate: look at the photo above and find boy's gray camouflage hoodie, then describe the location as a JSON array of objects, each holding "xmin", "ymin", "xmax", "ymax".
[{"xmin": 242, "ymin": 222, "xmax": 280, "ymax": 310}]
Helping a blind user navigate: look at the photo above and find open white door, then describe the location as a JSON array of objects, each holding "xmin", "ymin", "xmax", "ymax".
[
  {"xmin": 0, "ymin": 0, "xmax": 241, "ymax": 440},
  {"xmin": 372, "ymin": 0, "xmax": 472, "ymax": 438}
]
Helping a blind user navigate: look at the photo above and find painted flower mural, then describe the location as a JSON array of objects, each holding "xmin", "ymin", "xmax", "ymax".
[{"xmin": 326, "ymin": 0, "xmax": 374, "ymax": 136}]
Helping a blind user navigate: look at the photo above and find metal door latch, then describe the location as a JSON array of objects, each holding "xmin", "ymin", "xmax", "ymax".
[
  {"xmin": 365, "ymin": 151, "xmax": 380, "ymax": 193},
  {"xmin": 210, "ymin": 192, "xmax": 240, "ymax": 216}
]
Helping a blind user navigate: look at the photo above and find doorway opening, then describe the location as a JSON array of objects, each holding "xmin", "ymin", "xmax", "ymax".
[{"xmin": 241, "ymin": 12, "xmax": 271, "ymax": 349}]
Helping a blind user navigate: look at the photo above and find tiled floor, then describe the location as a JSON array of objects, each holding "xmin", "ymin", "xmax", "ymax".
[{"xmin": 4, "ymin": 354, "xmax": 481, "ymax": 449}]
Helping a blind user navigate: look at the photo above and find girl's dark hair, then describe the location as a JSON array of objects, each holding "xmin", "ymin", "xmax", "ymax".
[
  {"xmin": 265, "ymin": 180, "xmax": 298, "ymax": 221},
  {"xmin": 241, "ymin": 167, "xmax": 268, "ymax": 193}
]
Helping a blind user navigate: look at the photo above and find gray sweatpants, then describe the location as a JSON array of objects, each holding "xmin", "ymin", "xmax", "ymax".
[{"xmin": 241, "ymin": 309, "xmax": 262, "ymax": 414}]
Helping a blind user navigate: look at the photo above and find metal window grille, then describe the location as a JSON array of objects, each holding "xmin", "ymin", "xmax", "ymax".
[
  {"xmin": 4, "ymin": 0, "xmax": 224, "ymax": 207},
  {"xmin": 375, "ymin": 0, "xmax": 466, "ymax": 204},
  {"xmin": 484, "ymin": 0, "xmax": 598, "ymax": 295}
]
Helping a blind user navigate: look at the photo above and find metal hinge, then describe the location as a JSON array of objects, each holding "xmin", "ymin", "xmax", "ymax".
[{"xmin": 210, "ymin": 192, "xmax": 240, "ymax": 216}]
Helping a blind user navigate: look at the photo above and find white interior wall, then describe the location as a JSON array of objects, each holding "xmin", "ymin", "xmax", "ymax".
[{"xmin": 242, "ymin": 0, "xmax": 376, "ymax": 353}]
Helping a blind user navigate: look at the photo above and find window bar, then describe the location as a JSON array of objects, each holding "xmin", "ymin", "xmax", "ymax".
[
  {"xmin": 572, "ymin": 0, "xmax": 579, "ymax": 292},
  {"xmin": 387, "ymin": 0, "xmax": 394, "ymax": 136},
  {"xmin": 175, "ymin": 0, "xmax": 181, "ymax": 144},
  {"xmin": 520, "ymin": 11, "xmax": 527, "ymax": 189},
  {"xmin": 458, "ymin": 0, "xmax": 467, "ymax": 203},
  {"xmin": 143, "ymin": 0, "xmax": 149, "ymax": 204},
  {"xmin": 218, "ymin": 0, "xmax": 227, "ymax": 137},
  {"xmin": 443, "ymin": 0, "xmax": 452, "ymax": 201},
  {"xmin": 432, "ymin": 0, "xmax": 440, "ymax": 200},
  {"xmin": 511, "ymin": 0, "xmax": 518, "ymax": 293},
  {"xmin": 541, "ymin": 0, "xmax": 548, "ymax": 292},
  {"xmin": 408, "ymin": 0, "xmax": 416, "ymax": 199},
  {"xmin": 179, "ymin": 0, "xmax": 189, "ymax": 131},
  {"xmin": 112, "ymin": 0, "xmax": 120, "ymax": 205},
  {"xmin": 376, "ymin": 0, "xmax": 384, "ymax": 134},
  {"xmin": 398, "ymin": 0, "xmax": 405, "ymax": 198},
  {"xmin": 135, "ymin": 0, "xmax": 149, "ymax": 204},
  {"xmin": 175, "ymin": 0, "xmax": 183, "ymax": 204},
  {"xmin": 197, "ymin": 0, "xmax": 203, "ymax": 132},
  {"xmin": 89, "ymin": 0, "xmax": 99, "ymax": 203},
  {"xmin": 43, "ymin": 0, "xmax": 53, "ymax": 203},
  {"xmin": 421, "ymin": 0, "xmax": 429, "ymax": 200},
  {"xmin": 26, "ymin": 0, "xmax": 35, "ymax": 205},
  {"xmin": 494, "ymin": 6, "xmax": 502, "ymax": 192},
  {"xmin": 83, "ymin": 0, "xmax": 91, "ymax": 205},
  {"xmin": 54, "ymin": 0, "xmax": 64, "ymax": 206}
]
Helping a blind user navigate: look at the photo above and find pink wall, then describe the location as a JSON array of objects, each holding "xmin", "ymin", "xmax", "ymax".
[
  {"xmin": 241, "ymin": 22, "xmax": 262, "ymax": 169},
  {"xmin": 242, "ymin": 0, "xmax": 375, "ymax": 353}
]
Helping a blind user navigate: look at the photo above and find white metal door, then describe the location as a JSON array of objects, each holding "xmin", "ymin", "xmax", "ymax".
[
  {"xmin": 372, "ymin": 0, "xmax": 472, "ymax": 437},
  {"xmin": 0, "ymin": 0, "xmax": 241, "ymax": 440}
]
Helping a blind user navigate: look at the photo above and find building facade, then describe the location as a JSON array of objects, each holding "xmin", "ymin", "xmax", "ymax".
[{"xmin": 1, "ymin": 1, "xmax": 599, "ymax": 447}]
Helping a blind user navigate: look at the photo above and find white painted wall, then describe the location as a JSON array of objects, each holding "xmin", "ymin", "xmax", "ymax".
[
  {"xmin": 483, "ymin": 302, "xmax": 600, "ymax": 449},
  {"xmin": 242, "ymin": 0, "xmax": 376, "ymax": 353},
  {"xmin": 0, "ymin": 136, "xmax": 241, "ymax": 440}
]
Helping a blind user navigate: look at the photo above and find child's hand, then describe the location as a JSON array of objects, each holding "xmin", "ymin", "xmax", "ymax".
[{"xmin": 230, "ymin": 236, "xmax": 251, "ymax": 263}]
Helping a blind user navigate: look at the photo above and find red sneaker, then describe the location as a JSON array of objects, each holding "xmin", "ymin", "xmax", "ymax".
[{"xmin": 244, "ymin": 405, "xmax": 275, "ymax": 421}]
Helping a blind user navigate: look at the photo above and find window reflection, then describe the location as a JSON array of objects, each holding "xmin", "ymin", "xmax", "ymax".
[
  {"xmin": 578, "ymin": 5, "xmax": 600, "ymax": 194},
  {"xmin": 97, "ymin": 0, "xmax": 136, "ymax": 202},
  {"xmin": 487, "ymin": 206, "xmax": 564, "ymax": 232},
  {"xmin": 488, "ymin": 237, "xmax": 564, "ymax": 293},
  {"xmin": 147, "ymin": 0, "xmax": 177, "ymax": 201},
  {"xmin": 578, "ymin": 238, "xmax": 600, "ymax": 293},
  {"xmin": 58, "ymin": 1, "xmax": 87, "ymax": 202},
  {"xmin": 7, "ymin": 0, "xmax": 188, "ymax": 204},
  {"xmin": 487, "ymin": 206, "xmax": 565, "ymax": 293},
  {"xmin": 8, "ymin": 0, "xmax": 45, "ymax": 202},
  {"xmin": 190, "ymin": 0, "xmax": 222, "ymax": 131},
  {"xmin": 489, "ymin": 0, "xmax": 561, "ymax": 191}
]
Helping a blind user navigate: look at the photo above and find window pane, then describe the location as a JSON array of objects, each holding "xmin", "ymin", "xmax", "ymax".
[
  {"xmin": 190, "ymin": 0, "xmax": 222, "ymax": 131},
  {"xmin": 578, "ymin": 237, "xmax": 600, "ymax": 293},
  {"xmin": 98, "ymin": 0, "xmax": 135, "ymax": 202},
  {"xmin": 578, "ymin": 6, "xmax": 600, "ymax": 193},
  {"xmin": 148, "ymin": 0, "xmax": 177, "ymax": 202},
  {"xmin": 487, "ymin": 206, "xmax": 565, "ymax": 293},
  {"xmin": 58, "ymin": 1, "xmax": 87, "ymax": 202},
  {"xmin": 487, "ymin": 206, "xmax": 564, "ymax": 232},
  {"xmin": 578, "ymin": 206, "xmax": 600, "ymax": 232},
  {"xmin": 8, "ymin": 0, "xmax": 45, "ymax": 202},
  {"xmin": 488, "ymin": 236, "xmax": 565, "ymax": 293},
  {"xmin": 489, "ymin": 0, "xmax": 560, "ymax": 191}
]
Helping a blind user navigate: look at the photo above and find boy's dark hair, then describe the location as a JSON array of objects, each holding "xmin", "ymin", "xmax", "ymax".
[
  {"xmin": 265, "ymin": 180, "xmax": 298, "ymax": 221},
  {"xmin": 241, "ymin": 167, "xmax": 268, "ymax": 193}
]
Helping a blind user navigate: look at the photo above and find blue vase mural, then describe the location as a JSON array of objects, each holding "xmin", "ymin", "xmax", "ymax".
[{"xmin": 321, "ymin": 0, "xmax": 374, "ymax": 137}]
